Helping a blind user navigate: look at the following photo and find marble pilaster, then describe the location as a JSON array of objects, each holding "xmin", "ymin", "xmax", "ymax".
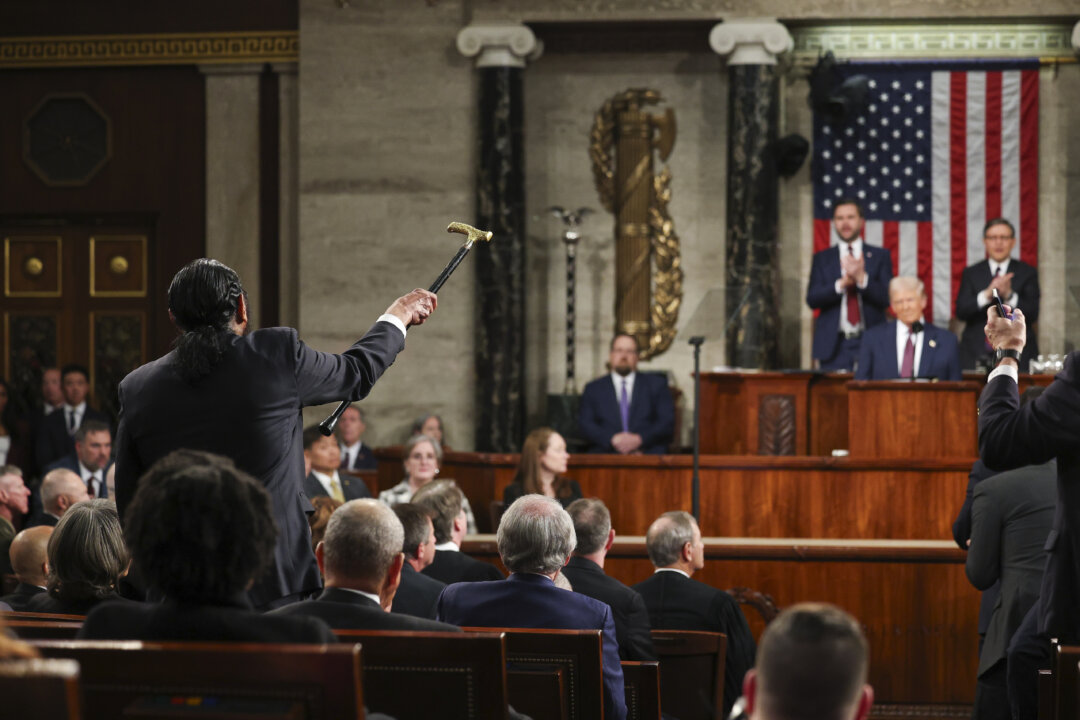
[
  {"xmin": 711, "ymin": 20, "xmax": 792, "ymax": 368},
  {"xmin": 274, "ymin": 63, "xmax": 300, "ymax": 330}
]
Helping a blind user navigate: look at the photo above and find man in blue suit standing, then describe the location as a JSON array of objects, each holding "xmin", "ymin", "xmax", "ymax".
[
  {"xmin": 437, "ymin": 494, "xmax": 627, "ymax": 720},
  {"xmin": 578, "ymin": 334, "xmax": 674, "ymax": 454},
  {"xmin": 806, "ymin": 199, "xmax": 893, "ymax": 371},
  {"xmin": 855, "ymin": 276, "xmax": 961, "ymax": 381}
]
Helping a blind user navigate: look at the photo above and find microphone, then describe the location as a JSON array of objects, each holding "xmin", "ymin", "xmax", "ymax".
[{"xmin": 910, "ymin": 320, "xmax": 924, "ymax": 334}]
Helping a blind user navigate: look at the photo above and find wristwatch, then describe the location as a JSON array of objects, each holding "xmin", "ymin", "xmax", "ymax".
[{"xmin": 994, "ymin": 348, "xmax": 1021, "ymax": 365}]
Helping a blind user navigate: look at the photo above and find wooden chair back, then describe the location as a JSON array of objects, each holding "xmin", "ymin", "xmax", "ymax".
[
  {"xmin": 1053, "ymin": 645, "xmax": 1080, "ymax": 720},
  {"xmin": 0, "ymin": 657, "xmax": 82, "ymax": 720},
  {"xmin": 508, "ymin": 667, "xmax": 567, "ymax": 720},
  {"xmin": 461, "ymin": 626, "xmax": 604, "ymax": 720},
  {"xmin": 1, "ymin": 610, "xmax": 86, "ymax": 622},
  {"xmin": 621, "ymin": 661, "xmax": 661, "ymax": 720},
  {"xmin": 31, "ymin": 640, "xmax": 361, "ymax": 720},
  {"xmin": 5, "ymin": 619, "xmax": 82, "ymax": 640},
  {"xmin": 651, "ymin": 629, "xmax": 727, "ymax": 720},
  {"xmin": 334, "ymin": 629, "xmax": 507, "ymax": 719}
]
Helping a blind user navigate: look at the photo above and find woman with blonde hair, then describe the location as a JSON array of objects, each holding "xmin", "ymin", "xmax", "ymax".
[
  {"xmin": 503, "ymin": 427, "xmax": 582, "ymax": 508},
  {"xmin": 378, "ymin": 434, "xmax": 475, "ymax": 533}
]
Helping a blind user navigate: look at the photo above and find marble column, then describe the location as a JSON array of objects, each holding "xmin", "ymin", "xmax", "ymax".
[
  {"xmin": 457, "ymin": 24, "xmax": 540, "ymax": 452},
  {"xmin": 201, "ymin": 64, "xmax": 263, "ymax": 329},
  {"xmin": 710, "ymin": 20, "xmax": 792, "ymax": 369},
  {"xmin": 274, "ymin": 63, "xmax": 300, "ymax": 331}
]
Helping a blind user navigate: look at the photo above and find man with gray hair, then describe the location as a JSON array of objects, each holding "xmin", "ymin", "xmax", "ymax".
[
  {"xmin": 0, "ymin": 466, "xmax": 31, "ymax": 575},
  {"xmin": 28, "ymin": 469, "xmax": 89, "ymax": 528},
  {"xmin": 633, "ymin": 510, "xmax": 756, "ymax": 719},
  {"xmin": 272, "ymin": 499, "xmax": 458, "ymax": 632},
  {"xmin": 562, "ymin": 498, "xmax": 655, "ymax": 661},
  {"xmin": 437, "ymin": 494, "xmax": 627, "ymax": 720},
  {"xmin": 741, "ymin": 603, "xmax": 874, "ymax": 720}
]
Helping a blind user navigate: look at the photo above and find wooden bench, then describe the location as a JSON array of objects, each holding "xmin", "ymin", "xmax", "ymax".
[
  {"xmin": 335, "ymin": 629, "xmax": 508, "ymax": 719},
  {"xmin": 651, "ymin": 629, "xmax": 727, "ymax": 720},
  {"xmin": 461, "ymin": 626, "xmax": 604, "ymax": 720},
  {"xmin": 1052, "ymin": 644, "xmax": 1080, "ymax": 720},
  {"xmin": 0, "ymin": 657, "xmax": 82, "ymax": 720},
  {"xmin": 621, "ymin": 661, "xmax": 661, "ymax": 720},
  {"xmin": 31, "ymin": 640, "xmax": 362, "ymax": 719},
  {"xmin": 1, "ymin": 610, "xmax": 86, "ymax": 622},
  {"xmin": 5, "ymin": 619, "xmax": 82, "ymax": 640}
]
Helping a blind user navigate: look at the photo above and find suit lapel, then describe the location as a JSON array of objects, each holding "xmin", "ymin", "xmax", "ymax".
[
  {"xmin": 606, "ymin": 376, "xmax": 622, "ymax": 426},
  {"xmin": 886, "ymin": 322, "xmax": 900, "ymax": 376},
  {"xmin": 919, "ymin": 326, "xmax": 938, "ymax": 378}
]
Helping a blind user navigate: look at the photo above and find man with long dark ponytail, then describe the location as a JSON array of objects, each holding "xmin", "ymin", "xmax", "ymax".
[{"xmin": 114, "ymin": 258, "xmax": 436, "ymax": 609}]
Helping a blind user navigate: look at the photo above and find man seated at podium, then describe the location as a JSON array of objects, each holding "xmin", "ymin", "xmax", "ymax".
[
  {"xmin": 855, "ymin": 276, "xmax": 961, "ymax": 381},
  {"xmin": 578, "ymin": 334, "xmax": 674, "ymax": 455}
]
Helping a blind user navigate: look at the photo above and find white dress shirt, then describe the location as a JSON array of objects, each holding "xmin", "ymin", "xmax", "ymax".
[
  {"xmin": 977, "ymin": 258, "xmax": 1020, "ymax": 309},
  {"xmin": 311, "ymin": 469, "xmax": 343, "ymax": 497},
  {"xmin": 63, "ymin": 401, "xmax": 87, "ymax": 433},
  {"xmin": 895, "ymin": 320, "xmax": 925, "ymax": 377},
  {"xmin": 834, "ymin": 239, "xmax": 870, "ymax": 334},
  {"xmin": 610, "ymin": 371, "xmax": 637, "ymax": 408},
  {"xmin": 79, "ymin": 460, "xmax": 104, "ymax": 497}
]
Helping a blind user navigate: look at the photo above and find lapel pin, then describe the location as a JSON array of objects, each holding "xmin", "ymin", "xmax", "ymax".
[{"xmin": 929, "ymin": 339, "xmax": 937, "ymax": 348}]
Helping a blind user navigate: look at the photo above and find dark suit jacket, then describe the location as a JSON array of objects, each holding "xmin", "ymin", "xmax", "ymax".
[
  {"xmin": 955, "ymin": 258, "xmax": 1040, "ymax": 370},
  {"xmin": 391, "ymin": 563, "xmax": 445, "ymax": 620},
  {"xmin": 979, "ymin": 353, "xmax": 1080, "ymax": 641},
  {"xmin": 966, "ymin": 460, "xmax": 1055, "ymax": 676},
  {"xmin": 437, "ymin": 573, "xmax": 627, "ymax": 720},
  {"xmin": 422, "ymin": 549, "xmax": 503, "ymax": 585},
  {"xmin": 25, "ymin": 512, "xmax": 59, "ymax": 529},
  {"xmin": 272, "ymin": 587, "xmax": 459, "ymax": 632},
  {"xmin": 302, "ymin": 472, "xmax": 370, "ymax": 502},
  {"xmin": 953, "ymin": 459, "xmax": 1002, "ymax": 636},
  {"xmin": 34, "ymin": 406, "xmax": 110, "ymax": 474},
  {"xmin": 0, "ymin": 582, "xmax": 46, "ymax": 611},
  {"xmin": 43, "ymin": 453, "xmax": 114, "ymax": 498},
  {"xmin": 340, "ymin": 443, "xmax": 377, "ymax": 470},
  {"xmin": 806, "ymin": 243, "xmax": 893, "ymax": 362},
  {"xmin": 26, "ymin": 591, "xmax": 133, "ymax": 617},
  {"xmin": 561, "ymin": 556, "xmax": 655, "ymax": 661},
  {"xmin": 114, "ymin": 323, "xmax": 404, "ymax": 609},
  {"xmin": 502, "ymin": 480, "xmax": 583, "ymax": 509},
  {"xmin": 80, "ymin": 597, "xmax": 337, "ymax": 643},
  {"xmin": 578, "ymin": 372, "xmax": 674, "ymax": 454},
  {"xmin": 633, "ymin": 571, "xmax": 756, "ymax": 719},
  {"xmin": 854, "ymin": 320, "xmax": 961, "ymax": 381}
]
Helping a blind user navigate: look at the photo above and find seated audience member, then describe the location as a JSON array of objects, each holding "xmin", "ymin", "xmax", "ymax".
[
  {"xmin": 0, "ymin": 466, "xmax": 31, "ymax": 575},
  {"xmin": 0, "ymin": 377, "xmax": 29, "ymax": 470},
  {"xmin": 411, "ymin": 413, "xmax": 449, "ymax": 451},
  {"xmin": 563, "ymin": 498, "xmax": 655, "ymax": 661},
  {"xmin": 741, "ymin": 603, "xmax": 873, "ymax": 720},
  {"xmin": 0, "ymin": 526, "xmax": 52, "ymax": 610},
  {"xmin": 34, "ymin": 363, "xmax": 109, "ymax": 472},
  {"xmin": 308, "ymin": 495, "xmax": 343, "ymax": 552},
  {"xmin": 28, "ymin": 469, "xmax": 89, "ymax": 528},
  {"xmin": 965, "ymin": 458, "xmax": 1055, "ymax": 720},
  {"xmin": 44, "ymin": 420, "xmax": 113, "ymax": 499},
  {"xmin": 379, "ymin": 434, "xmax": 476, "ymax": 532},
  {"xmin": 411, "ymin": 479, "xmax": 501, "ymax": 584},
  {"xmin": 437, "ymin": 494, "xmax": 628, "ymax": 720},
  {"xmin": 633, "ymin": 511, "xmax": 756, "ymax": 719},
  {"xmin": 272, "ymin": 499, "xmax": 458, "ymax": 632},
  {"xmin": 337, "ymin": 405, "xmax": 377, "ymax": 470},
  {"xmin": 390, "ymin": 503, "xmax": 446, "ymax": 619},
  {"xmin": 503, "ymin": 428, "xmax": 583, "ymax": 509},
  {"xmin": 578, "ymin": 333, "xmax": 675, "ymax": 455},
  {"xmin": 854, "ymin": 276, "xmax": 961, "ymax": 381},
  {"xmin": 27, "ymin": 499, "xmax": 129, "ymax": 615},
  {"xmin": 302, "ymin": 425, "xmax": 370, "ymax": 503},
  {"xmin": 79, "ymin": 450, "xmax": 336, "ymax": 642}
]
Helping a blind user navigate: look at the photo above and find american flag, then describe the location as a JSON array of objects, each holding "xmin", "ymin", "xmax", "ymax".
[{"xmin": 812, "ymin": 60, "xmax": 1039, "ymax": 326}]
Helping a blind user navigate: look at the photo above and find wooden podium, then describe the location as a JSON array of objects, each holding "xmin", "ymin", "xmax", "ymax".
[{"xmin": 847, "ymin": 380, "xmax": 981, "ymax": 458}]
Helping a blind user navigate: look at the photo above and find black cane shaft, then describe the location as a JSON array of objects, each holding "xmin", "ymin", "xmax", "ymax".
[{"xmin": 319, "ymin": 401, "xmax": 349, "ymax": 436}]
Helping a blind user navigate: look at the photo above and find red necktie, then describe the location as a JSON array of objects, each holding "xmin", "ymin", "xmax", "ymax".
[
  {"xmin": 846, "ymin": 245, "xmax": 861, "ymax": 326},
  {"xmin": 901, "ymin": 335, "xmax": 915, "ymax": 378}
]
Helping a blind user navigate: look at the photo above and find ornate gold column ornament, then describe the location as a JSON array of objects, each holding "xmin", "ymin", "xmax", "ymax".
[{"xmin": 590, "ymin": 89, "xmax": 682, "ymax": 360}]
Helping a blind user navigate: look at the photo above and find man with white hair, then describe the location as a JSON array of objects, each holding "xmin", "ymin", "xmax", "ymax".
[
  {"xmin": 437, "ymin": 494, "xmax": 627, "ymax": 720},
  {"xmin": 741, "ymin": 603, "xmax": 874, "ymax": 720},
  {"xmin": 28, "ymin": 469, "xmax": 89, "ymax": 527},
  {"xmin": 854, "ymin": 275, "xmax": 961, "ymax": 381},
  {"xmin": 0, "ymin": 466, "xmax": 31, "ymax": 575}
]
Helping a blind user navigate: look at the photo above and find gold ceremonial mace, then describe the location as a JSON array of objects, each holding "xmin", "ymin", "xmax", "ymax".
[{"xmin": 319, "ymin": 222, "xmax": 494, "ymax": 435}]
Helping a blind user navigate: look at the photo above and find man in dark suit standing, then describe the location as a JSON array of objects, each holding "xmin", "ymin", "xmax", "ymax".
[
  {"xmin": 854, "ymin": 276, "xmax": 961, "ymax": 381},
  {"xmin": 337, "ymin": 405, "xmax": 377, "ymax": 470},
  {"xmin": 437, "ymin": 494, "xmax": 628, "ymax": 720},
  {"xmin": 0, "ymin": 526, "xmax": 50, "ymax": 611},
  {"xmin": 390, "ymin": 503, "xmax": 446, "ymax": 620},
  {"xmin": 302, "ymin": 426, "xmax": 370, "ymax": 503},
  {"xmin": 955, "ymin": 218, "xmax": 1040, "ymax": 371},
  {"xmin": 978, "ymin": 303, "xmax": 1077, "ymax": 719},
  {"xmin": 633, "ymin": 511, "xmax": 756, "ymax": 719},
  {"xmin": 34, "ymin": 364, "xmax": 110, "ymax": 472},
  {"xmin": 563, "ymin": 498, "xmax": 655, "ymax": 661},
  {"xmin": 965, "ymin": 459, "xmax": 1055, "ymax": 720},
  {"xmin": 272, "ymin": 499, "xmax": 458, "ymax": 632},
  {"xmin": 578, "ymin": 334, "xmax": 674, "ymax": 454},
  {"xmin": 413, "ymin": 480, "xmax": 502, "ymax": 584},
  {"xmin": 44, "ymin": 420, "xmax": 113, "ymax": 499},
  {"xmin": 806, "ymin": 199, "xmax": 893, "ymax": 371},
  {"xmin": 113, "ymin": 258, "xmax": 436, "ymax": 609}
]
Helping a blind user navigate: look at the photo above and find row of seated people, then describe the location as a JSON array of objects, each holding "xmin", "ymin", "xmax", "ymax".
[{"xmin": 1, "ymin": 448, "xmax": 761, "ymax": 719}]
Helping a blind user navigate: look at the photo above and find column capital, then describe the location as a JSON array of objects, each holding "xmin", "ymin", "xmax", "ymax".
[
  {"xmin": 456, "ymin": 23, "xmax": 542, "ymax": 69},
  {"xmin": 709, "ymin": 19, "xmax": 792, "ymax": 66},
  {"xmin": 1072, "ymin": 20, "xmax": 1080, "ymax": 54}
]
